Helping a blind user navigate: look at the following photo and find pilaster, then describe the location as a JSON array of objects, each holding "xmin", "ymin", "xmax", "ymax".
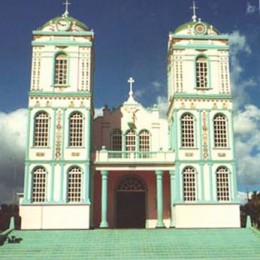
[
  {"xmin": 84, "ymin": 163, "xmax": 90, "ymax": 203},
  {"xmin": 22, "ymin": 163, "xmax": 30, "ymax": 204},
  {"xmin": 169, "ymin": 170, "xmax": 176, "ymax": 227}
]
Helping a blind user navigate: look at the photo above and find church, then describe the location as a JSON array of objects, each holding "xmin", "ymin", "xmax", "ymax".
[{"xmin": 18, "ymin": 2, "xmax": 240, "ymax": 229}]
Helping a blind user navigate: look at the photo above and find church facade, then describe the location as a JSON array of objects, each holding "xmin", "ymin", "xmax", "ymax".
[{"xmin": 19, "ymin": 5, "xmax": 240, "ymax": 229}]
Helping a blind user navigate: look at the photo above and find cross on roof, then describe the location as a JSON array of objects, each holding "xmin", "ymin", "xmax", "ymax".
[
  {"xmin": 190, "ymin": 1, "xmax": 198, "ymax": 22},
  {"xmin": 125, "ymin": 77, "xmax": 137, "ymax": 104},
  {"xmin": 128, "ymin": 77, "xmax": 135, "ymax": 95},
  {"xmin": 63, "ymin": 0, "xmax": 71, "ymax": 17}
]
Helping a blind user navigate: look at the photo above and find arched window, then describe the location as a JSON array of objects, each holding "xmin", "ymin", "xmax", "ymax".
[
  {"xmin": 181, "ymin": 113, "xmax": 195, "ymax": 147},
  {"xmin": 216, "ymin": 167, "xmax": 230, "ymax": 201},
  {"xmin": 69, "ymin": 112, "xmax": 83, "ymax": 147},
  {"xmin": 32, "ymin": 166, "xmax": 47, "ymax": 203},
  {"xmin": 139, "ymin": 130, "xmax": 150, "ymax": 158},
  {"xmin": 55, "ymin": 53, "xmax": 68, "ymax": 85},
  {"xmin": 125, "ymin": 130, "xmax": 136, "ymax": 152},
  {"xmin": 34, "ymin": 111, "xmax": 49, "ymax": 147},
  {"xmin": 214, "ymin": 114, "xmax": 227, "ymax": 148},
  {"xmin": 183, "ymin": 167, "xmax": 196, "ymax": 201},
  {"xmin": 67, "ymin": 166, "xmax": 82, "ymax": 202},
  {"xmin": 139, "ymin": 130, "xmax": 150, "ymax": 151},
  {"xmin": 117, "ymin": 175, "xmax": 146, "ymax": 192},
  {"xmin": 196, "ymin": 56, "xmax": 208, "ymax": 88},
  {"xmin": 111, "ymin": 129, "xmax": 122, "ymax": 151}
]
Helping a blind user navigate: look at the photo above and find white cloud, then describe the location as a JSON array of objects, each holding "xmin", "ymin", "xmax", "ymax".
[
  {"xmin": 228, "ymin": 31, "xmax": 255, "ymax": 108},
  {"xmin": 134, "ymin": 89, "xmax": 145, "ymax": 99},
  {"xmin": 234, "ymin": 105, "xmax": 260, "ymax": 134},
  {"xmin": 94, "ymin": 107, "xmax": 104, "ymax": 118},
  {"xmin": 133, "ymin": 81, "xmax": 163, "ymax": 100},
  {"xmin": 228, "ymin": 30, "xmax": 260, "ymax": 189},
  {"xmin": 246, "ymin": 2, "xmax": 258, "ymax": 14},
  {"xmin": 237, "ymin": 191, "xmax": 248, "ymax": 205},
  {"xmin": 234, "ymin": 105, "xmax": 260, "ymax": 188},
  {"xmin": 151, "ymin": 81, "xmax": 162, "ymax": 91},
  {"xmin": 229, "ymin": 31, "xmax": 251, "ymax": 55},
  {"xmin": 0, "ymin": 109, "xmax": 27, "ymax": 204},
  {"xmin": 156, "ymin": 96, "xmax": 168, "ymax": 117}
]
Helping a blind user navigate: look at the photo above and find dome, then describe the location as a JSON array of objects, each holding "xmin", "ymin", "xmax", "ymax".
[
  {"xmin": 40, "ymin": 15, "xmax": 90, "ymax": 32},
  {"xmin": 174, "ymin": 20, "xmax": 220, "ymax": 36}
]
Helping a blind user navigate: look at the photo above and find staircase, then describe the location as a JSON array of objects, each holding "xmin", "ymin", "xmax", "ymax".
[{"xmin": 1, "ymin": 228, "xmax": 260, "ymax": 259}]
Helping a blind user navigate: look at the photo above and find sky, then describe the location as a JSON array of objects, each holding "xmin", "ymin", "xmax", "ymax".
[{"xmin": 0, "ymin": 0, "xmax": 259, "ymax": 204}]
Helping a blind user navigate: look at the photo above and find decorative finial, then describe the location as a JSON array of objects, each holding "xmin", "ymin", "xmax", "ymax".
[
  {"xmin": 125, "ymin": 77, "xmax": 137, "ymax": 104},
  {"xmin": 190, "ymin": 1, "xmax": 198, "ymax": 22},
  {"xmin": 63, "ymin": 0, "xmax": 71, "ymax": 17}
]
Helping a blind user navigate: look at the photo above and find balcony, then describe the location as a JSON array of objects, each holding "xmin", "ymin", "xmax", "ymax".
[{"xmin": 93, "ymin": 147, "xmax": 175, "ymax": 165}]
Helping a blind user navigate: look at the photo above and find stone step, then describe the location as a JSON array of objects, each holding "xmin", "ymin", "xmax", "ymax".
[{"xmin": 0, "ymin": 228, "xmax": 259, "ymax": 260}]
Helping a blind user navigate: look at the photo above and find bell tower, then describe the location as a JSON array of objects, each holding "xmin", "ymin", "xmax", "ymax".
[
  {"xmin": 167, "ymin": 2, "xmax": 240, "ymax": 228},
  {"xmin": 20, "ymin": 2, "xmax": 95, "ymax": 229}
]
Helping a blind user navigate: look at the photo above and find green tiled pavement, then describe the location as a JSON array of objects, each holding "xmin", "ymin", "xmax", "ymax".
[{"xmin": 0, "ymin": 228, "xmax": 260, "ymax": 259}]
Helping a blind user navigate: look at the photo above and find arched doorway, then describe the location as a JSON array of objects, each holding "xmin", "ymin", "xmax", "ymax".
[{"xmin": 116, "ymin": 175, "xmax": 146, "ymax": 228}]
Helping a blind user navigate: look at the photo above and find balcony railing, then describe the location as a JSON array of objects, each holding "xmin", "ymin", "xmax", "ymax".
[{"xmin": 93, "ymin": 148, "xmax": 175, "ymax": 163}]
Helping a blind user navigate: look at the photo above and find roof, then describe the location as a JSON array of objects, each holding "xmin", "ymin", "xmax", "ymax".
[
  {"xmin": 1, "ymin": 228, "xmax": 260, "ymax": 259},
  {"xmin": 40, "ymin": 15, "xmax": 89, "ymax": 31},
  {"xmin": 173, "ymin": 20, "xmax": 220, "ymax": 36}
]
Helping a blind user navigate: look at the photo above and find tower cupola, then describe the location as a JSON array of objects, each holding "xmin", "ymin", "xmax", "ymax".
[
  {"xmin": 173, "ymin": 1, "xmax": 219, "ymax": 36},
  {"xmin": 38, "ymin": 0, "xmax": 90, "ymax": 32}
]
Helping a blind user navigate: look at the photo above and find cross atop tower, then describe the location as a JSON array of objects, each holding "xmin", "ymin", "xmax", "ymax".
[
  {"xmin": 190, "ymin": 1, "xmax": 198, "ymax": 22},
  {"xmin": 63, "ymin": 0, "xmax": 71, "ymax": 17}
]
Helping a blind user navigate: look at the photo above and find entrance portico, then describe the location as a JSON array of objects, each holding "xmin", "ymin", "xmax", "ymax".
[{"xmin": 94, "ymin": 160, "xmax": 175, "ymax": 229}]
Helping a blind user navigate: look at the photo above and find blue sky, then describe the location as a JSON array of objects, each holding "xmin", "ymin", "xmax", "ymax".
[
  {"xmin": 0, "ymin": 0, "xmax": 259, "ymax": 111},
  {"xmin": 0, "ymin": 0, "xmax": 259, "ymax": 203}
]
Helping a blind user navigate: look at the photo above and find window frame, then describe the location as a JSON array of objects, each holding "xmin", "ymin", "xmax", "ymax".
[
  {"xmin": 125, "ymin": 129, "xmax": 136, "ymax": 152},
  {"xmin": 32, "ymin": 166, "xmax": 47, "ymax": 203},
  {"xmin": 213, "ymin": 113, "xmax": 228, "ymax": 148},
  {"xmin": 195, "ymin": 56, "xmax": 209, "ymax": 89},
  {"xmin": 111, "ymin": 128, "xmax": 122, "ymax": 151},
  {"xmin": 139, "ymin": 130, "xmax": 150, "ymax": 152},
  {"xmin": 216, "ymin": 167, "xmax": 230, "ymax": 201},
  {"xmin": 33, "ymin": 111, "xmax": 49, "ymax": 147},
  {"xmin": 182, "ymin": 166, "xmax": 197, "ymax": 202},
  {"xmin": 181, "ymin": 113, "xmax": 195, "ymax": 148},
  {"xmin": 54, "ymin": 53, "xmax": 68, "ymax": 87},
  {"xmin": 69, "ymin": 111, "xmax": 84, "ymax": 147},
  {"xmin": 139, "ymin": 130, "xmax": 150, "ymax": 158},
  {"xmin": 67, "ymin": 166, "xmax": 82, "ymax": 203}
]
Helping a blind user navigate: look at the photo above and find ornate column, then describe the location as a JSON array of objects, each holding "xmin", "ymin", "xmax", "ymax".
[
  {"xmin": 169, "ymin": 170, "xmax": 175, "ymax": 227},
  {"xmin": 155, "ymin": 170, "xmax": 165, "ymax": 228},
  {"xmin": 100, "ymin": 170, "xmax": 109, "ymax": 228}
]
